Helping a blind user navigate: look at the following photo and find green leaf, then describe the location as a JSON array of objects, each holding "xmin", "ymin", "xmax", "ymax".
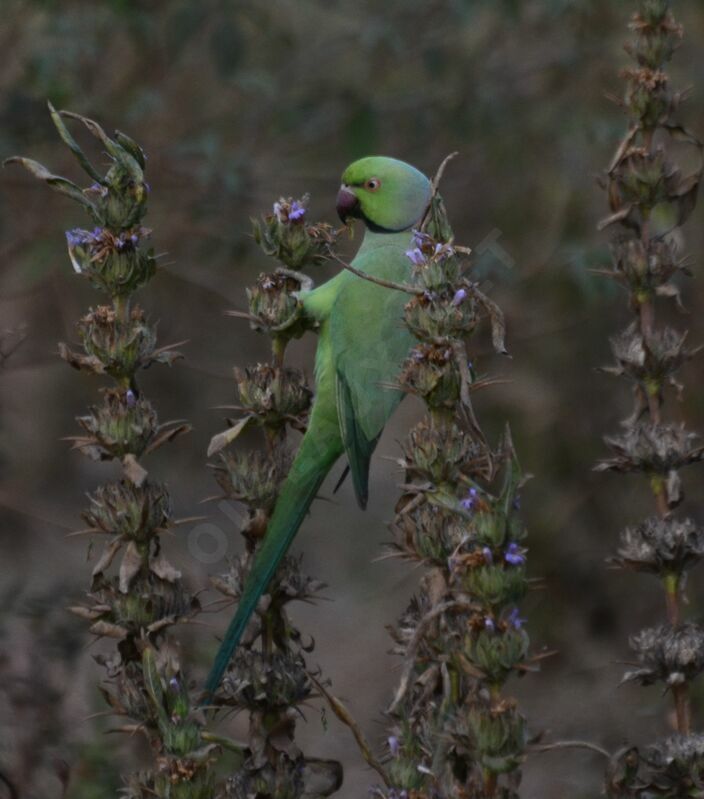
[
  {"xmin": 47, "ymin": 100, "xmax": 104, "ymax": 183},
  {"xmin": 3, "ymin": 156, "xmax": 98, "ymax": 214},
  {"xmin": 114, "ymin": 129, "xmax": 146, "ymax": 170},
  {"xmin": 499, "ymin": 424, "xmax": 522, "ymax": 518},
  {"xmin": 60, "ymin": 110, "xmax": 144, "ymax": 183},
  {"xmin": 142, "ymin": 647, "xmax": 170, "ymax": 727}
]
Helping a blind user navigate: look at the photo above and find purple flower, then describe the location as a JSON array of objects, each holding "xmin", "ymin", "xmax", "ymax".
[
  {"xmin": 125, "ymin": 389, "xmax": 137, "ymax": 407},
  {"xmin": 405, "ymin": 247, "xmax": 426, "ymax": 266},
  {"xmin": 433, "ymin": 242, "xmax": 454, "ymax": 260},
  {"xmin": 451, "ymin": 288, "xmax": 467, "ymax": 306},
  {"xmin": 65, "ymin": 228, "xmax": 95, "ymax": 248},
  {"xmin": 289, "ymin": 200, "xmax": 306, "ymax": 221},
  {"xmin": 388, "ymin": 736, "xmax": 400, "ymax": 757},
  {"xmin": 114, "ymin": 231, "xmax": 139, "ymax": 252},
  {"xmin": 168, "ymin": 677, "xmax": 180, "ymax": 693},
  {"xmin": 484, "ymin": 617, "xmax": 495, "ymax": 632},
  {"xmin": 411, "ymin": 229, "xmax": 432, "ymax": 248},
  {"xmin": 65, "ymin": 230, "xmax": 81, "ymax": 248},
  {"xmin": 504, "ymin": 542, "xmax": 526, "ymax": 566},
  {"xmin": 422, "ymin": 290, "xmax": 437, "ymax": 301},
  {"xmin": 461, "ymin": 487, "xmax": 478, "ymax": 512},
  {"xmin": 482, "ymin": 546, "xmax": 493, "ymax": 564},
  {"xmin": 513, "ymin": 495, "xmax": 521, "ymax": 511},
  {"xmin": 507, "ymin": 607, "xmax": 525, "ymax": 630}
]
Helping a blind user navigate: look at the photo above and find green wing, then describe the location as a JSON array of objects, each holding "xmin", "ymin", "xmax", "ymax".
[{"xmin": 330, "ymin": 245, "xmax": 414, "ymax": 507}]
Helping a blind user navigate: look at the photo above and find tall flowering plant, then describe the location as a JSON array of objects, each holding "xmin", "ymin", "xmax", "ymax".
[
  {"xmin": 206, "ymin": 196, "xmax": 343, "ymax": 798},
  {"xmin": 5, "ymin": 106, "xmax": 214, "ymax": 799},
  {"xmin": 594, "ymin": 3, "xmax": 704, "ymax": 795},
  {"xmin": 372, "ymin": 175, "xmax": 541, "ymax": 798}
]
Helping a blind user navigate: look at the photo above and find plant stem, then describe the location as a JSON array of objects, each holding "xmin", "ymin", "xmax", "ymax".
[
  {"xmin": 672, "ymin": 684, "xmax": 691, "ymax": 734},
  {"xmin": 114, "ymin": 294, "xmax": 129, "ymax": 323},
  {"xmin": 663, "ymin": 573, "xmax": 680, "ymax": 626},
  {"xmin": 637, "ymin": 122, "xmax": 692, "ymax": 737},
  {"xmin": 483, "ymin": 769, "xmax": 497, "ymax": 798}
]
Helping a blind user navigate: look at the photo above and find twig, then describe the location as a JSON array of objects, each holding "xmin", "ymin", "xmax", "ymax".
[
  {"xmin": 431, "ymin": 152, "xmax": 459, "ymax": 192},
  {"xmin": 529, "ymin": 740, "xmax": 611, "ymax": 760},
  {"xmin": 307, "ymin": 672, "xmax": 390, "ymax": 787},
  {"xmin": 332, "ymin": 253, "xmax": 422, "ymax": 296}
]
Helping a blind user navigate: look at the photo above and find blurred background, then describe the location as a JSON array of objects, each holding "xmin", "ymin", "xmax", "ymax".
[{"xmin": 2, "ymin": 1, "xmax": 704, "ymax": 797}]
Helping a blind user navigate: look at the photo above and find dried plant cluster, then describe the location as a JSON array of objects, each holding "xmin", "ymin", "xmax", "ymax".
[
  {"xmin": 207, "ymin": 196, "xmax": 342, "ymax": 798},
  {"xmin": 5, "ymin": 108, "xmax": 216, "ymax": 799},
  {"xmin": 373, "ymin": 180, "xmax": 539, "ymax": 798},
  {"xmin": 596, "ymin": 3, "xmax": 704, "ymax": 795}
]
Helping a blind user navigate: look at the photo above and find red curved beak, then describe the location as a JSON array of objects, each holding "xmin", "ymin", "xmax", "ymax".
[{"xmin": 336, "ymin": 185, "xmax": 359, "ymax": 223}]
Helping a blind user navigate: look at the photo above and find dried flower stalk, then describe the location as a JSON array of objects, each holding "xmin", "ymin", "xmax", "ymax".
[{"xmin": 595, "ymin": 3, "xmax": 704, "ymax": 794}]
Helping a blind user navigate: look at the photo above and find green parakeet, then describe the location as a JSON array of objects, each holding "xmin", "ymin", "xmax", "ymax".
[{"xmin": 203, "ymin": 156, "xmax": 432, "ymax": 700}]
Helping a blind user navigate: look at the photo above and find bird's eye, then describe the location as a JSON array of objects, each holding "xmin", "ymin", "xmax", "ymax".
[{"xmin": 365, "ymin": 178, "xmax": 381, "ymax": 192}]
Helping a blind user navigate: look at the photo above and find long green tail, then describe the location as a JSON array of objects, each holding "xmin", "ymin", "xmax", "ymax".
[{"xmin": 202, "ymin": 429, "xmax": 341, "ymax": 702}]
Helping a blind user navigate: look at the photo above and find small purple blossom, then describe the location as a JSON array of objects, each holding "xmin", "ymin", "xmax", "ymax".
[
  {"xmin": 405, "ymin": 247, "xmax": 426, "ymax": 266},
  {"xmin": 482, "ymin": 546, "xmax": 493, "ymax": 564},
  {"xmin": 168, "ymin": 677, "xmax": 180, "ymax": 693},
  {"xmin": 507, "ymin": 607, "xmax": 525, "ymax": 630},
  {"xmin": 65, "ymin": 230, "xmax": 82, "ymax": 248},
  {"xmin": 65, "ymin": 228, "xmax": 97, "ymax": 248},
  {"xmin": 433, "ymin": 241, "xmax": 455, "ymax": 260},
  {"xmin": 388, "ymin": 736, "xmax": 400, "ymax": 757},
  {"xmin": 125, "ymin": 389, "xmax": 137, "ymax": 408},
  {"xmin": 273, "ymin": 198, "xmax": 306, "ymax": 224},
  {"xmin": 484, "ymin": 617, "xmax": 495, "ymax": 632},
  {"xmin": 422, "ymin": 290, "xmax": 437, "ymax": 302},
  {"xmin": 411, "ymin": 229, "xmax": 431, "ymax": 248},
  {"xmin": 461, "ymin": 487, "xmax": 478, "ymax": 512},
  {"xmin": 114, "ymin": 230, "xmax": 140, "ymax": 252},
  {"xmin": 451, "ymin": 288, "xmax": 468, "ymax": 306},
  {"xmin": 289, "ymin": 200, "xmax": 306, "ymax": 221},
  {"xmin": 504, "ymin": 542, "xmax": 525, "ymax": 566}
]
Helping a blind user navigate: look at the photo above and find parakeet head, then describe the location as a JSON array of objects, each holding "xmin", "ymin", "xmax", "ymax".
[{"xmin": 336, "ymin": 156, "xmax": 432, "ymax": 233}]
